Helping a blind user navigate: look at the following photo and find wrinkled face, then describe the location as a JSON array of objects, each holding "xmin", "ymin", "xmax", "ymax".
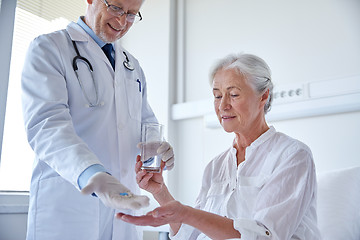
[
  {"xmin": 212, "ymin": 68, "xmax": 266, "ymax": 134},
  {"xmin": 85, "ymin": 0, "xmax": 142, "ymax": 43}
]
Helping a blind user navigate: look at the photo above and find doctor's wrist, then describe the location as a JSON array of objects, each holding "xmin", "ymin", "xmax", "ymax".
[{"xmin": 78, "ymin": 164, "xmax": 107, "ymax": 190}]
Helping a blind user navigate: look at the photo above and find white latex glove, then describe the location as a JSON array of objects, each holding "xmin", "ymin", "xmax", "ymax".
[
  {"xmin": 137, "ymin": 141, "xmax": 175, "ymax": 170},
  {"xmin": 81, "ymin": 172, "xmax": 150, "ymax": 210}
]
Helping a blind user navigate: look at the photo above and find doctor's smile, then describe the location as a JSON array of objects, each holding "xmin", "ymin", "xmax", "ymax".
[{"xmin": 108, "ymin": 23, "xmax": 123, "ymax": 32}]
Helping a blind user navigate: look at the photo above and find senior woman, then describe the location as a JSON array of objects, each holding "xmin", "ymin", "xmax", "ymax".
[{"xmin": 117, "ymin": 53, "xmax": 321, "ymax": 240}]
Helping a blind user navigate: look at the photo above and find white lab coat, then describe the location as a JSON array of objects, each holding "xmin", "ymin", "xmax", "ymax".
[{"xmin": 21, "ymin": 22, "xmax": 157, "ymax": 240}]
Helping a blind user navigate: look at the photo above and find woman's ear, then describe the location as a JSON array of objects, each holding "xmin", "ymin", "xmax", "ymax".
[{"xmin": 260, "ymin": 89, "xmax": 270, "ymax": 104}]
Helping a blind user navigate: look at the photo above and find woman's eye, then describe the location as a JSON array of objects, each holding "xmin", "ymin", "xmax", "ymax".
[
  {"xmin": 214, "ymin": 95, "xmax": 222, "ymax": 99},
  {"xmin": 230, "ymin": 94, "xmax": 239, "ymax": 97}
]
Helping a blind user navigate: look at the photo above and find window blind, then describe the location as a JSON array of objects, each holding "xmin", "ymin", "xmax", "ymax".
[
  {"xmin": 17, "ymin": 0, "xmax": 86, "ymax": 22},
  {"xmin": 0, "ymin": 0, "xmax": 86, "ymax": 191}
]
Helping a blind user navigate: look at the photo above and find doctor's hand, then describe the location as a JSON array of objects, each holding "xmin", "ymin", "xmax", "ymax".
[
  {"xmin": 135, "ymin": 155, "xmax": 165, "ymax": 195},
  {"xmin": 137, "ymin": 141, "xmax": 175, "ymax": 170},
  {"xmin": 81, "ymin": 172, "xmax": 150, "ymax": 210}
]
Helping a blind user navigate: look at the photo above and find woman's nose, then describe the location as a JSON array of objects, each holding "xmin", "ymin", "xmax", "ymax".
[{"xmin": 219, "ymin": 97, "xmax": 231, "ymax": 110}]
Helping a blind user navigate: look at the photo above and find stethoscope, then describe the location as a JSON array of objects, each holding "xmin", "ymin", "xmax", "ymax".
[{"xmin": 72, "ymin": 40, "xmax": 135, "ymax": 107}]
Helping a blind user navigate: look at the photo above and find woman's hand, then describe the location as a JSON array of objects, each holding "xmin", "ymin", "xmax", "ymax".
[
  {"xmin": 136, "ymin": 155, "xmax": 165, "ymax": 195},
  {"xmin": 117, "ymin": 199, "xmax": 241, "ymax": 240},
  {"xmin": 116, "ymin": 200, "xmax": 186, "ymax": 227}
]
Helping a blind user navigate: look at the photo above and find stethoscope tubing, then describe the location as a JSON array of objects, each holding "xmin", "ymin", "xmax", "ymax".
[
  {"xmin": 72, "ymin": 41, "xmax": 100, "ymax": 107},
  {"xmin": 71, "ymin": 39, "xmax": 135, "ymax": 107}
]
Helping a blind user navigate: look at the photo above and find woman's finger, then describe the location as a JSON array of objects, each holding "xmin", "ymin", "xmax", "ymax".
[
  {"xmin": 136, "ymin": 169, "xmax": 147, "ymax": 183},
  {"xmin": 138, "ymin": 173, "xmax": 153, "ymax": 187},
  {"xmin": 135, "ymin": 155, "xmax": 142, "ymax": 173}
]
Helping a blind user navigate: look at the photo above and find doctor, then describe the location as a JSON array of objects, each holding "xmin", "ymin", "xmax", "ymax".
[{"xmin": 21, "ymin": 0, "xmax": 174, "ymax": 239}]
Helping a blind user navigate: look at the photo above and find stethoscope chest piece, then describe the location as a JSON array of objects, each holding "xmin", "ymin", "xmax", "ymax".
[
  {"xmin": 122, "ymin": 51, "xmax": 135, "ymax": 71},
  {"xmin": 123, "ymin": 60, "xmax": 134, "ymax": 71}
]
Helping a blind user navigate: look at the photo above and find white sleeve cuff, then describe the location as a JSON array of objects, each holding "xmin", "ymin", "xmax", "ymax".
[
  {"xmin": 169, "ymin": 224, "xmax": 200, "ymax": 240},
  {"xmin": 233, "ymin": 218, "xmax": 272, "ymax": 239}
]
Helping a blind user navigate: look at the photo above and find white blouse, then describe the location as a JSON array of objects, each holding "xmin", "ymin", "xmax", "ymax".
[{"xmin": 171, "ymin": 126, "xmax": 321, "ymax": 240}]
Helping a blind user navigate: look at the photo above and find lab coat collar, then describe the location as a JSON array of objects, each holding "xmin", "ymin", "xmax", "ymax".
[
  {"xmin": 66, "ymin": 21, "xmax": 90, "ymax": 42},
  {"xmin": 66, "ymin": 21, "xmax": 117, "ymax": 72},
  {"xmin": 76, "ymin": 17, "xmax": 107, "ymax": 47}
]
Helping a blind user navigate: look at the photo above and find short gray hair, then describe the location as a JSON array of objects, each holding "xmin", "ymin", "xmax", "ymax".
[{"xmin": 210, "ymin": 53, "xmax": 273, "ymax": 114}]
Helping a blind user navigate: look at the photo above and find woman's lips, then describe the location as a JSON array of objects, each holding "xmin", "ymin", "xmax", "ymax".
[{"xmin": 221, "ymin": 115, "xmax": 235, "ymax": 120}]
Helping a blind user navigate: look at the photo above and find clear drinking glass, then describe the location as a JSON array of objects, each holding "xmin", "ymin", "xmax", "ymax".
[{"xmin": 140, "ymin": 123, "xmax": 164, "ymax": 172}]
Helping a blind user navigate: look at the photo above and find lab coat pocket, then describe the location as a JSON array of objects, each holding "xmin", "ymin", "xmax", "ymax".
[
  {"xmin": 203, "ymin": 182, "xmax": 228, "ymax": 215},
  {"xmin": 35, "ymin": 176, "xmax": 99, "ymax": 239},
  {"xmin": 124, "ymin": 77, "xmax": 142, "ymax": 121}
]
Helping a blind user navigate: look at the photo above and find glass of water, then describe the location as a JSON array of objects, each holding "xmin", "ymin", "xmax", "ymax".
[{"xmin": 140, "ymin": 123, "xmax": 164, "ymax": 173}]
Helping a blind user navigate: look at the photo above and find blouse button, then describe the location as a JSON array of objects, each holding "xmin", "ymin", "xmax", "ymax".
[{"xmin": 265, "ymin": 231, "xmax": 270, "ymax": 236}]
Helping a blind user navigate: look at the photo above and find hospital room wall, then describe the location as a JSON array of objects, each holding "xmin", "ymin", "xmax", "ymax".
[
  {"xmin": 122, "ymin": 0, "xmax": 170, "ymax": 127},
  {"xmin": 124, "ymin": 0, "xmax": 360, "ymax": 207}
]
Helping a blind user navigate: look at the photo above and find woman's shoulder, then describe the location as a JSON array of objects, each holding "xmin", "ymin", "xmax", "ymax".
[
  {"xmin": 268, "ymin": 131, "xmax": 314, "ymax": 171},
  {"xmin": 271, "ymin": 130, "xmax": 312, "ymax": 154}
]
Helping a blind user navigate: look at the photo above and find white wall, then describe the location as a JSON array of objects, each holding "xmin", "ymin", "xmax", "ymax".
[{"xmin": 183, "ymin": 0, "xmax": 360, "ymax": 101}]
